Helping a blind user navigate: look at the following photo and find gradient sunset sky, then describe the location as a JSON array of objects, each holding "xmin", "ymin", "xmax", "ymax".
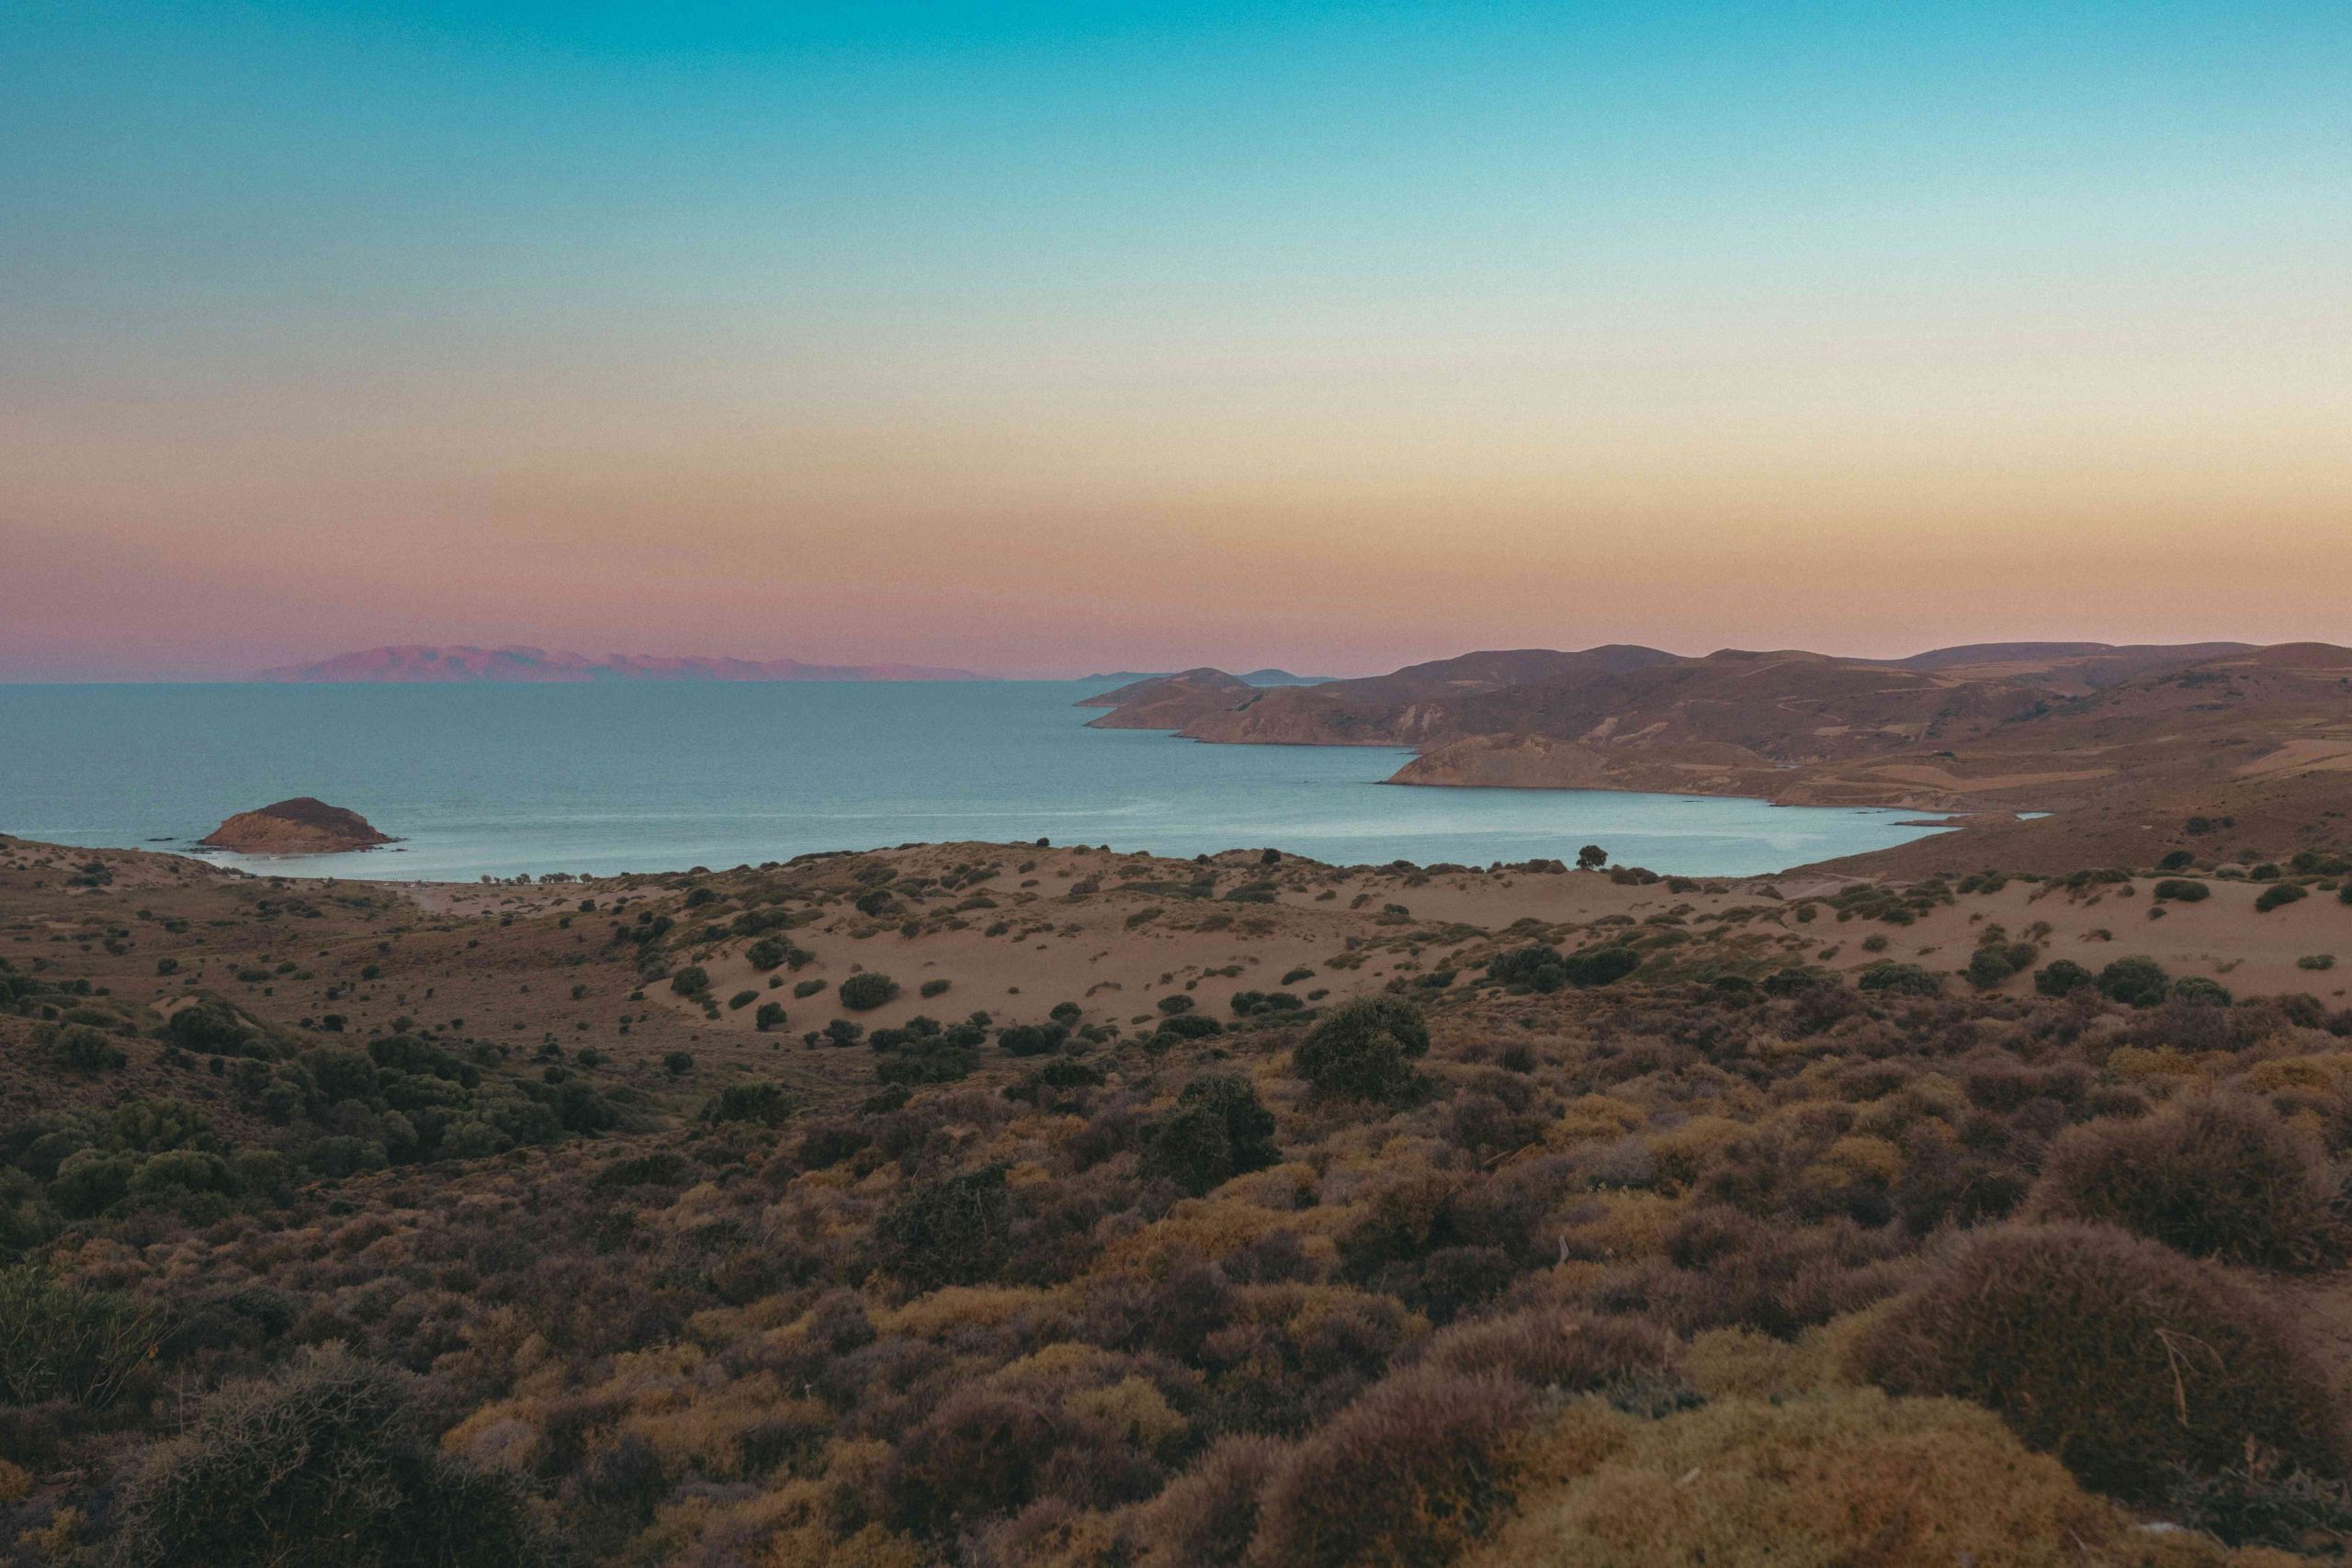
[{"xmin": 6, "ymin": 2, "xmax": 2347, "ymax": 679}]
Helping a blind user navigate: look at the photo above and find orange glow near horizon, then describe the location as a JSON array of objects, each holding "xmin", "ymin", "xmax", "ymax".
[{"xmin": 6, "ymin": 4, "xmax": 2349, "ymax": 679}]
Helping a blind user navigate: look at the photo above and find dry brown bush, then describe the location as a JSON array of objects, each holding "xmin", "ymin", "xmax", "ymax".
[
  {"xmin": 1418, "ymin": 1307, "xmax": 1678, "ymax": 1395},
  {"xmin": 1248, "ymin": 1370, "xmax": 1532, "ymax": 1567},
  {"xmin": 2027, "ymin": 1093, "xmax": 2345, "ymax": 1269},
  {"xmin": 1849, "ymin": 1223, "xmax": 2346, "ymax": 1503},
  {"xmin": 1465, "ymin": 1389, "xmax": 2238, "ymax": 1568},
  {"xmin": 1134, "ymin": 1433, "xmax": 1287, "ymax": 1568}
]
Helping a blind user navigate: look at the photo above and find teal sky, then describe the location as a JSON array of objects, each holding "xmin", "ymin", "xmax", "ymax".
[{"xmin": 6, "ymin": 3, "xmax": 2348, "ymax": 677}]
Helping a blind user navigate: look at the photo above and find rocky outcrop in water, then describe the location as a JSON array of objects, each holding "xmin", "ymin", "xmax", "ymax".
[{"xmin": 198, "ymin": 798, "xmax": 394, "ymax": 854}]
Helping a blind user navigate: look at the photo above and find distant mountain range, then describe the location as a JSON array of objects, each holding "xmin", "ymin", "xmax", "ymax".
[
  {"xmin": 257, "ymin": 646, "xmax": 985, "ymax": 683},
  {"xmin": 1079, "ymin": 668, "xmax": 1332, "ymax": 691}
]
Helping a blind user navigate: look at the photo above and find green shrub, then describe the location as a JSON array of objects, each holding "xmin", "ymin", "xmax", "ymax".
[
  {"xmin": 875, "ymin": 1167, "xmax": 1012, "ymax": 1290},
  {"xmin": 1138, "ymin": 1074, "xmax": 1279, "ymax": 1196},
  {"xmin": 2032, "ymin": 958, "xmax": 2096, "ymax": 997},
  {"xmin": 920, "ymin": 977, "xmax": 952, "ymax": 998},
  {"xmin": 2157, "ymin": 850, "xmax": 2195, "ymax": 871},
  {"xmin": 1962, "ymin": 946, "xmax": 2025, "ymax": 990},
  {"xmin": 755, "ymin": 1000, "xmax": 786, "ymax": 1030},
  {"xmin": 1230, "ymin": 989, "xmax": 1305, "ymax": 1016},
  {"xmin": 47, "ymin": 1023, "xmax": 126, "ymax": 1074},
  {"xmin": 115, "ymin": 1344, "xmax": 539, "ymax": 1567},
  {"xmin": 2028, "ymin": 1095, "xmax": 2342, "ymax": 1269},
  {"xmin": 1849, "ymin": 1223, "xmax": 2345, "ymax": 1503},
  {"xmin": 1487, "ymin": 944, "xmax": 1566, "ymax": 992},
  {"xmin": 2095, "ymin": 956, "xmax": 2170, "ymax": 1008},
  {"xmin": 2153, "ymin": 878, "xmax": 2211, "ymax": 903},
  {"xmin": 2298, "ymin": 954, "xmax": 2336, "ymax": 972},
  {"xmin": 1561, "ymin": 945, "xmax": 1641, "ymax": 988},
  {"xmin": 669, "ymin": 965, "xmax": 710, "ymax": 997},
  {"xmin": 1295, "ymin": 997, "xmax": 1430, "ymax": 1101},
  {"xmin": 996, "ymin": 1022, "xmax": 1068, "ymax": 1057},
  {"xmin": 2172, "ymin": 976, "xmax": 2233, "ymax": 1007},
  {"xmin": 50, "ymin": 1148, "xmax": 134, "ymax": 1216},
  {"xmin": 2256, "ymin": 883, "xmax": 2309, "ymax": 914},
  {"xmin": 0, "ymin": 1266, "xmax": 160, "ymax": 1407},
  {"xmin": 744, "ymin": 936, "xmax": 788, "ymax": 970},
  {"xmin": 703, "ymin": 1082, "xmax": 795, "ymax": 1126},
  {"xmin": 1153, "ymin": 1011, "xmax": 1224, "ymax": 1044},
  {"xmin": 840, "ymin": 972, "xmax": 899, "ymax": 1010},
  {"xmin": 794, "ymin": 978, "xmax": 826, "ymax": 998},
  {"xmin": 1857, "ymin": 962, "xmax": 1940, "ymax": 997},
  {"xmin": 166, "ymin": 997, "xmax": 255, "ymax": 1056},
  {"xmin": 727, "ymin": 989, "xmax": 758, "ymax": 1010},
  {"xmin": 592, "ymin": 1151, "xmax": 688, "ymax": 1188}
]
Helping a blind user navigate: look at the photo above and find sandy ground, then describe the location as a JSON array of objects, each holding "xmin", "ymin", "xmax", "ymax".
[
  {"xmin": 637, "ymin": 844, "xmax": 2352, "ymax": 1040},
  {"xmin": 9, "ymin": 835, "xmax": 2342, "ymax": 1100}
]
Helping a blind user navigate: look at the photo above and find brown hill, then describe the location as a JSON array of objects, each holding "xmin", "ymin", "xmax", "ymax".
[
  {"xmin": 1879, "ymin": 640, "xmax": 2256, "ymax": 694},
  {"xmin": 1078, "ymin": 667, "xmax": 1257, "ymax": 728},
  {"xmin": 1087, "ymin": 640, "xmax": 2352, "ymax": 868},
  {"xmin": 1126, "ymin": 646, "xmax": 1682, "ymax": 747},
  {"xmin": 198, "ymin": 798, "xmax": 394, "ymax": 854}
]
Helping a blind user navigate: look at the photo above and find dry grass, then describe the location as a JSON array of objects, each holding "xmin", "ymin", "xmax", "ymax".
[{"xmin": 1468, "ymin": 1389, "xmax": 2239, "ymax": 1568}]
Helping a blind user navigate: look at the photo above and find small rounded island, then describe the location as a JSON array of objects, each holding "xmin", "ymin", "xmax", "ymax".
[{"xmin": 198, "ymin": 797, "xmax": 394, "ymax": 854}]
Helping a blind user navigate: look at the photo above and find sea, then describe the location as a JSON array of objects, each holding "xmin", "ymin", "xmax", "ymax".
[{"xmin": 0, "ymin": 682, "xmax": 1947, "ymax": 880}]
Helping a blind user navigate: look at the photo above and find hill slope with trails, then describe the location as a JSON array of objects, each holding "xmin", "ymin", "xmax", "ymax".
[{"xmin": 7, "ymin": 828, "xmax": 2352, "ymax": 1562}]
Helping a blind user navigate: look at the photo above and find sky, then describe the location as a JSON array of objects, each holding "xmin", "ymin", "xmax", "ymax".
[{"xmin": 5, "ymin": 1, "xmax": 2348, "ymax": 680}]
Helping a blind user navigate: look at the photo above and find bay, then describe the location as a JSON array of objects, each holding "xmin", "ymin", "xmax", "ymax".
[{"xmin": 0, "ymin": 682, "xmax": 1944, "ymax": 879}]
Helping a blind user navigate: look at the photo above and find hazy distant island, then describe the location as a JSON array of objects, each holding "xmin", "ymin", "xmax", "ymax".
[
  {"xmin": 1081, "ymin": 667, "xmax": 1334, "ymax": 689},
  {"xmin": 256, "ymin": 644, "xmax": 988, "ymax": 683}
]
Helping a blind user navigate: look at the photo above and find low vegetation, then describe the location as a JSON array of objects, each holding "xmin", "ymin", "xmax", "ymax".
[{"xmin": 6, "ymin": 835, "xmax": 2352, "ymax": 1565}]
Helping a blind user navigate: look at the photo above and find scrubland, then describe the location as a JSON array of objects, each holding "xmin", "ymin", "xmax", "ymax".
[{"xmin": 6, "ymin": 831, "xmax": 2352, "ymax": 1565}]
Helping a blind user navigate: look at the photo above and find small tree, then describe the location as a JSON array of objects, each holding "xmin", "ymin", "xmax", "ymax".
[
  {"xmin": 1486, "ymin": 945, "xmax": 1566, "ymax": 992},
  {"xmin": 2097, "ymin": 956, "xmax": 2171, "ymax": 1009},
  {"xmin": 1140, "ymin": 1075, "xmax": 1281, "ymax": 1195},
  {"xmin": 1295, "ymin": 997, "xmax": 1430, "ymax": 1102},
  {"xmin": 839, "ymin": 972, "xmax": 899, "ymax": 1010},
  {"xmin": 48, "ymin": 1024, "xmax": 127, "ymax": 1075},
  {"xmin": 2033, "ymin": 958, "xmax": 2096, "ymax": 998},
  {"xmin": 1577, "ymin": 844, "xmax": 1609, "ymax": 870},
  {"xmin": 1561, "ymin": 944, "xmax": 1641, "ymax": 988}
]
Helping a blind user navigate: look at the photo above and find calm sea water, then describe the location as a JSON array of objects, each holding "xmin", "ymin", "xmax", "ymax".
[{"xmin": 0, "ymin": 682, "xmax": 1944, "ymax": 879}]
